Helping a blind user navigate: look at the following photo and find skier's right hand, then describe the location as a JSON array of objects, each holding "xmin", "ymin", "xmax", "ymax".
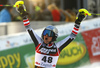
[{"xmin": 15, "ymin": 1, "xmax": 28, "ymax": 17}]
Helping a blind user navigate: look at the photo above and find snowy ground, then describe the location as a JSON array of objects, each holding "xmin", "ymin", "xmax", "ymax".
[{"xmin": 77, "ymin": 62, "xmax": 100, "ymax": 68}]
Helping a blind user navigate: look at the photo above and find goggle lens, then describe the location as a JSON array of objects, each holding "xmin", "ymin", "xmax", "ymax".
[{"xmin": 43, "ymin": 30, "xmax": 54, "ymax": 37}]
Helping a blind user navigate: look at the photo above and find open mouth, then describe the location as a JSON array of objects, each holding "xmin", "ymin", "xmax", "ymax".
[{"xmin": 45, "ymin": 38, "xmax": 48, "ymax": 40}]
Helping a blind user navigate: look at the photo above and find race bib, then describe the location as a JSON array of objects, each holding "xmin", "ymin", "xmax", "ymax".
[{"xmin": 35, "ymin": 52, "xmax": 59, "ymax": 68}]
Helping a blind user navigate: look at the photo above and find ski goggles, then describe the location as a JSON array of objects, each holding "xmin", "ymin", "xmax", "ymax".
[{"xmin": 43, "ymin": 29, "xmax": 54, "ymax": 37}]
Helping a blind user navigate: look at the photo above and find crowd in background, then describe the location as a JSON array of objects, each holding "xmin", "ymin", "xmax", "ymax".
[
  {"xmin": 0, "ymin": 1, "xmax": 77, "ymax": 23},
  {"xmin": 30, "ymin": 3, "xmax": 77, "ymax": 22},
  {"xmin": 0, "ymin": 6, "xmax": 13, "ymax": 23}
]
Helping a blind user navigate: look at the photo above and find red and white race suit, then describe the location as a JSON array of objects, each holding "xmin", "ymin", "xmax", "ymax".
[{"xmin": 23, "ymin": 18, "xmax": 80, "ymax": 68}]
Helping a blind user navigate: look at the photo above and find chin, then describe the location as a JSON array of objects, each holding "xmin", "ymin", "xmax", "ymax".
[{"xmin": 44, "ymin": 41, "xmax": 49, "ymax": 44}]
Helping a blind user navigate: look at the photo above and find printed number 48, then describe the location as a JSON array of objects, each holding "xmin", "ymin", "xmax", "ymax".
[{"xmin": 42, "ymin": 56, "xmax": 53, "ymax": 63}]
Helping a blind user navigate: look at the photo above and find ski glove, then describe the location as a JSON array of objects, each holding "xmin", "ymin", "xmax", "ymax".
[
  {"xmin": 15, "ymin": 1, "xmax": 28, "ymax": 17},
  {"xmin": 17, "ymin": 6, "xmax": 28, "ymax": 17},
  {"xmin": 75, "ymin": 9, "xmax": 88, "ymax": 24}
]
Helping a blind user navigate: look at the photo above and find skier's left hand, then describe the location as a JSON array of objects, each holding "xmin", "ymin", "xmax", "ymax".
[
  {"xmin": 76, "ymin": 11, "xmax": 86, "ymax": 22},
  {"xmin": 75, "ymin": 9, "xmax": 89, "ymax": 24}
]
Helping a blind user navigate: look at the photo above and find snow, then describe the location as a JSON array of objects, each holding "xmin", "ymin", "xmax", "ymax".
[{"xmin": 77, "ymin": 62, "xmax": 100, "ymax": 68}]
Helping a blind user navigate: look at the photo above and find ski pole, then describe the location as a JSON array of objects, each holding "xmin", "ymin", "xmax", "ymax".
[
  {"xmin": 0, "ymin": 5, "xmax": 14, "ymax": 7},
  {"xmin": 79, "ymin": 9, "xmax": 100, "ymax": 16},
  {"xmin": 0, "ymin": 1, "xmax": 24, "ymax": 8},
  {"xmin": 0, "ymin": 1, "xmax": 26, "ymax": 11},
  {"xmin": 91, "ymin": 13, "xmax": 100, "ymax": 16}
]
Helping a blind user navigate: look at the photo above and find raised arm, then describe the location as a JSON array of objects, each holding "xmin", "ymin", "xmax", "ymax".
[
  {"xmin": 56, "ymin": 9, "xmax": 87, "ymax": 52},
  {"xmin": 16, "ymin": 1, "xmax": 42, "ymax": 47},
  {"xmin": 23, "ymin": 18, "xmax": 42, "ymax": 47}
]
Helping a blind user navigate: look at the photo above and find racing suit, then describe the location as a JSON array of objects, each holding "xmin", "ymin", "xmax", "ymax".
[{"xmin": 23, "ymin": 18, "xmax": 80, "ymax": 68}]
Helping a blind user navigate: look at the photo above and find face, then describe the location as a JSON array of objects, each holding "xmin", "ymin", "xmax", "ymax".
[{"xmin": 43, "ymin": 34, "xmax": 53, "ymax": 44}]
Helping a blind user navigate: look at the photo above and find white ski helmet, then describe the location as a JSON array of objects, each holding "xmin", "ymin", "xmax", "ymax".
[{"xmin": 42, "ymin": 25, "xmax": 58, "ymax": 41}]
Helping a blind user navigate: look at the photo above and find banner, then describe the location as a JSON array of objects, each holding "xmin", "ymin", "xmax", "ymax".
[
  {"xmin": 0, "ymin": 43, "xmax": 35, "ymax": 68},
  {"xmin": 82, "ymin": 28, "xmax": 100, "ymax": 63},
  {"xmin": 56, "ymin": 33, "xmax": 90, "ymax": 68},
  {"xmin": 0, "ymin": 33, "xmax": 90, "ymax": 68}
]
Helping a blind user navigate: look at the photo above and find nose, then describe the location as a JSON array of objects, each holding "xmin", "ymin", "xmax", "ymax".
[{"xmin": 45, "ymin": 34, "xmax": 49, "ymax": 37}]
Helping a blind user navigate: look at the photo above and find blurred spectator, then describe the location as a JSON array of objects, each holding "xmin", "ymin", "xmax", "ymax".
[
  {"xmin": 64, "ymin": 9, "xmax": 76, "ymax": 22},
  {"xmin": 34, "ymin": 3, "xmax": 41, "ymax": 12},
  {"xmin": 58, "ymin": 9, "xmax": 70, "ymax": 22},
  {"xmin": 62, "ymin": 9, "xmax": 76, "ymax": 22},
  {"xmin": 47, "ymin": 4, "xmax": 61, "ymax": 22},
  {"xmin": 0, "ymin": 6, "xmax": 13, "ymax": 23},
  {"xmin": 89, "ymin": 0, "xmax": 97, "ymax": 18},
  {"xmin": 59, "ymin": 9, "xmax": 66, "ymax": 21},
  {"xmin": 12, "ymin": 16, "xmax": 23, "ymax": 21},
  {"xmin": 33, "ymin": 3, "xmax": 53, "ymax": 21},
  {"xmin": 31, "ymin": 3, "xmax": 41, "ymax": 20}
]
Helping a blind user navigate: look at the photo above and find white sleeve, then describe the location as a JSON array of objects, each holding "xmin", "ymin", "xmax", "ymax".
[{"xmin": 23, "ymin": 18, "xmax": 43, "ymax": 47}]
